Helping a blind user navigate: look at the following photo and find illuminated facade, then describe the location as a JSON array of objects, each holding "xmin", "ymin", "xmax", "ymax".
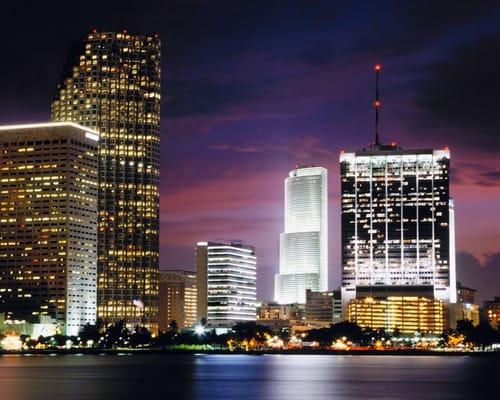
[
  {"xmin": 275, "ymin": 166, "xmax": 328, "ymax": 304},
  {"xmin": 158, "ymin": 270, "xmax": 197, "ymax": 331},
  {"xmin": 51, "ymin": 31, "xmax": 161, "ymax": 331},
  {"xmin": 347, "ymin": 294, "xmax": 444, "ymax": 334},
  {"xmin": 340, "ymin": 146, "xmax": 456, "ymax": 318},
  {"xmin": 197, "ymin": 241, "xmax": 257, "ymax": 327},
  {"xmin": 0, "ymin": 123, "xmax": 99, "ymax": 336},
  {"xmin": 484, "ymin": 297, "xmax": 500, "ymax": 329}
]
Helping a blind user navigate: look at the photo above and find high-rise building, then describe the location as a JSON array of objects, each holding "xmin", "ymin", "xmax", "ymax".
[
  {"xmin": 158, "ymin": 270, "xmax": 197, "ymax": 331},
  {"xmin": 340, "ymin": 144, "xmax": 456, "ymax": 330},
  {"xmin": 275, "ymin": 166, "xmax": 328, "ymax": 304},
  {"xmin": 51, "ymin": 31, "xmax": 161, "ymax": 331},
  {"xmin": 196, "ymin": 241, "xmax": 257, "ymax": 328},
  {"xmin": 0, "ymin": 122, "xmax": 99, "ymax": 336}
]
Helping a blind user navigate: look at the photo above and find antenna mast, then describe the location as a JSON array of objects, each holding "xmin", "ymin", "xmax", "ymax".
[{"xmin": 374, "ymin": 64, "xmax": 381, "ymax": 146}]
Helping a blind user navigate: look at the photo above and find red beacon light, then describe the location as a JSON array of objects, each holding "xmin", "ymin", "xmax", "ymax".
[
  {"xmin": 390, "ymin": 141, "xmax": 397, "ymax": 147},
  {"xmin": 375, "ymin": 64, "xmax": 382, "ymax": 71},
  {"xmin": 374, "ymin": 100, "xmax": 381, "ymax": 107}
]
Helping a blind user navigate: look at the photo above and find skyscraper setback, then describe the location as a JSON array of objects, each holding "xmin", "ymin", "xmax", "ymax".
[
  {"xmin": 275, "ymin": 166, "xmax": 328, "ymax": 304},
  {"xmin": 51, "ymin": 31, "xmax": 161, "ymax": 331}
]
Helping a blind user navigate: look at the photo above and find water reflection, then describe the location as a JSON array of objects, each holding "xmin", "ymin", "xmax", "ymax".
[{"xmin": 0, "ymin": 354, "xmax": 497, "ymax": 400}]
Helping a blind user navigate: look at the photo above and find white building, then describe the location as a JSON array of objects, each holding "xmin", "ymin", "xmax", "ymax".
[
  {"xmin": 275, "ymin": 166, "xmax": 328, "ymax": 304},
  {"xmin": 340, "ymin": 145, "xmax": 457, "ymax": 314},
  {"xmin": 196, "ymin": 241, "xmax": 257, "ymax": 328}
]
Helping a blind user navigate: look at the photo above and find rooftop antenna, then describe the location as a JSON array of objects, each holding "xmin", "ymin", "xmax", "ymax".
[{"xmin": 374, "ymin": 64, "xmax": 381, "ymax": 146}]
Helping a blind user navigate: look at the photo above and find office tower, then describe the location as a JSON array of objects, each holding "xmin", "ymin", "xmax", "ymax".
[
  {"xmin": 340, "ymin": 146, "xmax": 456, "ymax": 315},
  {"xmin": 196, "ymin": 241, "xmax": 257, "ymax": 328},
  {"xmin": 275, "ymin": 166, "xmax": 328, "ymax": 304},
  {"xmin": 0, "ymin": 122, "xmax": 99, "ymax": 336},
  {"xmin": 51, "ymin": 31, "xmax": 161, "ymax": 331},
  {"xmin": 305, "ymin": 289, "xmax": 342, "ymax": 324},
  {"xmin": 158, "ymin": 270, "xmax": 197, "ymax": 331}
]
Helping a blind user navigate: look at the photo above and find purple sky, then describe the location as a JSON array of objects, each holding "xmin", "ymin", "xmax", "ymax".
[{"xmin": 1, "ymin": 1, "xmax": 500, "ymax": 303}]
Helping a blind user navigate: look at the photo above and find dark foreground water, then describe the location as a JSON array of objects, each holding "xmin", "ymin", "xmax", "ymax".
[{"xmin": 0, "ymin": 353, "xmax": 497, "ymax": 400}]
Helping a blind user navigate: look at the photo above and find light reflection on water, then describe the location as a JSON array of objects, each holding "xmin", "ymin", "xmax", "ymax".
[{"xmin": 0, "ymin": 353, "xmax": 497, "ymax": 400}]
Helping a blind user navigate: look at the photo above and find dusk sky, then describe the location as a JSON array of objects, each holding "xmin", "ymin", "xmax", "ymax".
[{"xmin": 1, "ymin": 0, "xmax": 499, "ymax": 302}]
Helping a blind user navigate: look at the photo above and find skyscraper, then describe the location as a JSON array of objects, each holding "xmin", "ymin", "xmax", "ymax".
[
  {"xmin": 275, "ymin": 166, "xmax": 328, "ymax": 304},
  {"xmin": 0, "ymin": 122, "xmax": 99, "ymax": 336},
  {"xmin": 51, "ymin": 31, "xmax": 161, "ymax": 331},
  {"xmin": 340, "ymin": 144, "xmax": 457, "ymax": 327},
  {"xmin": 196, "ymin": 241, "xmax": 257, "ymax": 328}
]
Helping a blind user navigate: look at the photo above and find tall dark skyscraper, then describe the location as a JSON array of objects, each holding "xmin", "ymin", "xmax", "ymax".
[
  {"xmin": 340, "ymin": 144, "xmax": 456, "ymax": 332},
  {"xmin": 51, "ymin": 31, "xmax": 161, "ymax": 331}
]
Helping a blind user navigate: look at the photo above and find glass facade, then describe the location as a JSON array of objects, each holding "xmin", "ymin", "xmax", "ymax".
[
  {"xmin": 340, "ymin": 147, "xmax": 456, "ymax": 313},
  {"xmin": 197, "ymin": 242, "xmax": 257, "ymax": 327},
  {"xmin": 348, "ymin": 295, "xmax": 444, "ymax": 334},
  {"xmin": 275, "ymin": 166, "xmax": 328, "ymax": 304},
  {"xmin": 51, "ymin": 31, "xmax": 161, "ymax": 331},
  {"xmin": 0, "ymin": 123, "xmax": 99, "ymax": 336}
]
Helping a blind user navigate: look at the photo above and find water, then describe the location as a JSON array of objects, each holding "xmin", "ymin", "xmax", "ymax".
[{"xmin": 0, "ymin": 353, "xmax": 497, "ymax": 399}]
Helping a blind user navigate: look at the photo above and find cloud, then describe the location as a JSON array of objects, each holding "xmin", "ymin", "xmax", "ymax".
[
  {"xmin": 456, "ymin": 251, "xmax": 500, "ymax": 304},
  {"xmin": 414, "ymin": 35, "xmax": 500, "ymax": 151}
]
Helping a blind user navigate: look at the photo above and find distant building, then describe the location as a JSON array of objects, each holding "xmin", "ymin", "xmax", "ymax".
[
  {"xmin": 196, "ymin": 241, "xmax": 257, "ymax": 328},
  {"xmin": 450, "ymin": 282, "xmax": 479, "ymax": 328},
  {"xmin": 257, "ymin": 302, "xmax": 304, "ymax": 321},
  {"xmin": 275, "ymin": 166, "xmax": 328, "ymax": 304},
  {"xmin": 305, "ymin": 290, "xmax": 342, "ymax": 324},
  {"xmin": 484, "ymin": 297, "xmax": 500, "ymax": 329},
  {"xmin": 51, "ymin": 31, "xmax": 161, "ymax": 332},
  {"xmin": 340, "ymin": 144, "xmax": 456, "ymax": 331},
  {"xmin": 0, "ymin": 123, "xmax": 99, "ymax": 336},
  {"xmin": 158, "ymin": 270, "xmax": 197, "ymax": 332}
]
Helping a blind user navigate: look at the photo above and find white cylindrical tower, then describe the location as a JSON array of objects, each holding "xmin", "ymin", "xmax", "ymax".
[{"xmin": 275, "ymin": 166, "xmax": 328, "ymax": 304}]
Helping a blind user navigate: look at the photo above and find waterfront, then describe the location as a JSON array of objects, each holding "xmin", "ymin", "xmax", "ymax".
[{"xmin": 0, "ymin": 354, "xmax": 497, "ymax": 399}]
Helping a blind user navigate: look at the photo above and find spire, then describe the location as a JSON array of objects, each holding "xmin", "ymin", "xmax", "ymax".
[{"xmin": 374, "ymin": 64, "xmax": 381, "ymax": 146}]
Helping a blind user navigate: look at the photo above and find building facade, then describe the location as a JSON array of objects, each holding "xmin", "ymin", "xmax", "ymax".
[
  {"xmin": 197, "ymin": 241, "xmax": 257, "ymax": 328},
  {"xmin": 275, "ymin": 166, "xmax": 328, "ymax": 304},
  {"xmin": 0, "ymin": 123, "xmax": 99, "ymax": 336},
  {"xmin": 158, "ymin": 270, "xmax": 197, "ymax": 331},
  {"xmin": 305, "ymin": 290, "xmax": 342, "ymax": 324},
  {"xmin": 340, "ymin": 145, "xmax": 456, "ymax": 330},
  {"xmin": 51, "ymin": 31, "xmax": 161, "ymax": 331},
  {"xmin": 484, "ymin": 297, "xmax": 500, "ymax": 329}
]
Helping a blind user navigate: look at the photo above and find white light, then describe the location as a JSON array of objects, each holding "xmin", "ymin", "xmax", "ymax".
[
  {"xmin": 85, "ymin": 131, "xmax": 99, "ymax": 141},
  {"xmin": 195, "ymin": 325, "xmax": 205, "ymax": 335}
]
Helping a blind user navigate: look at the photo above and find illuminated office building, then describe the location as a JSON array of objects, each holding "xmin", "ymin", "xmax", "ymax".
[
  {"xmin": 51, "ymin": 31, "xmax": 161, "ymax": 331},
  {"xmin": 347, "ymin": 287, "xmax": 444, "ymax": 334},
  {"xmin": 0, "ymin": 122, "xmax": 99, "ymax": 336},
  {"xmin": 275, "ymin": 166, "xmax": 328, "ymax": 304},
  {"xmin": 158, "ymin": 270, "xmax": 197, "ymax": 331},
  {"xmin": 340, "ymin": 144, "xmax": 456, "ymax": 330},
  {"xmin": 197, "ymin": 241, "xmax": 257, "ymax": 328},
  {"xmin": 305, "ymin": 289, "xmax": 342, "ymax": 324}
]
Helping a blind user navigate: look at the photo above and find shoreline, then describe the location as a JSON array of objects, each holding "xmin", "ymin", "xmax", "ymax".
[{"xmin": 1, "ymin": 348, "xmax": 499, "ymax": 357}]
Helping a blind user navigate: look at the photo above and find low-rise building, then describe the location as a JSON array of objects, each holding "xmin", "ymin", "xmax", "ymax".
[{"xmin": 484, "ymin": 297, "xmax": 500, "ymax": 329}]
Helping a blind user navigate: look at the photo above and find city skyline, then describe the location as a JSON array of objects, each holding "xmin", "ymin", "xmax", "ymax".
[{"xmin": 0, "ymin": 1, "xmax": 499, "ymax": 304}]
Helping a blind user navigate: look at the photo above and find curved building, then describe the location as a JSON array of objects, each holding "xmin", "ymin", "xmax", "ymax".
[{"xmin": 275, "ymin": 166, "xmax": 328, "ymax": 304}]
